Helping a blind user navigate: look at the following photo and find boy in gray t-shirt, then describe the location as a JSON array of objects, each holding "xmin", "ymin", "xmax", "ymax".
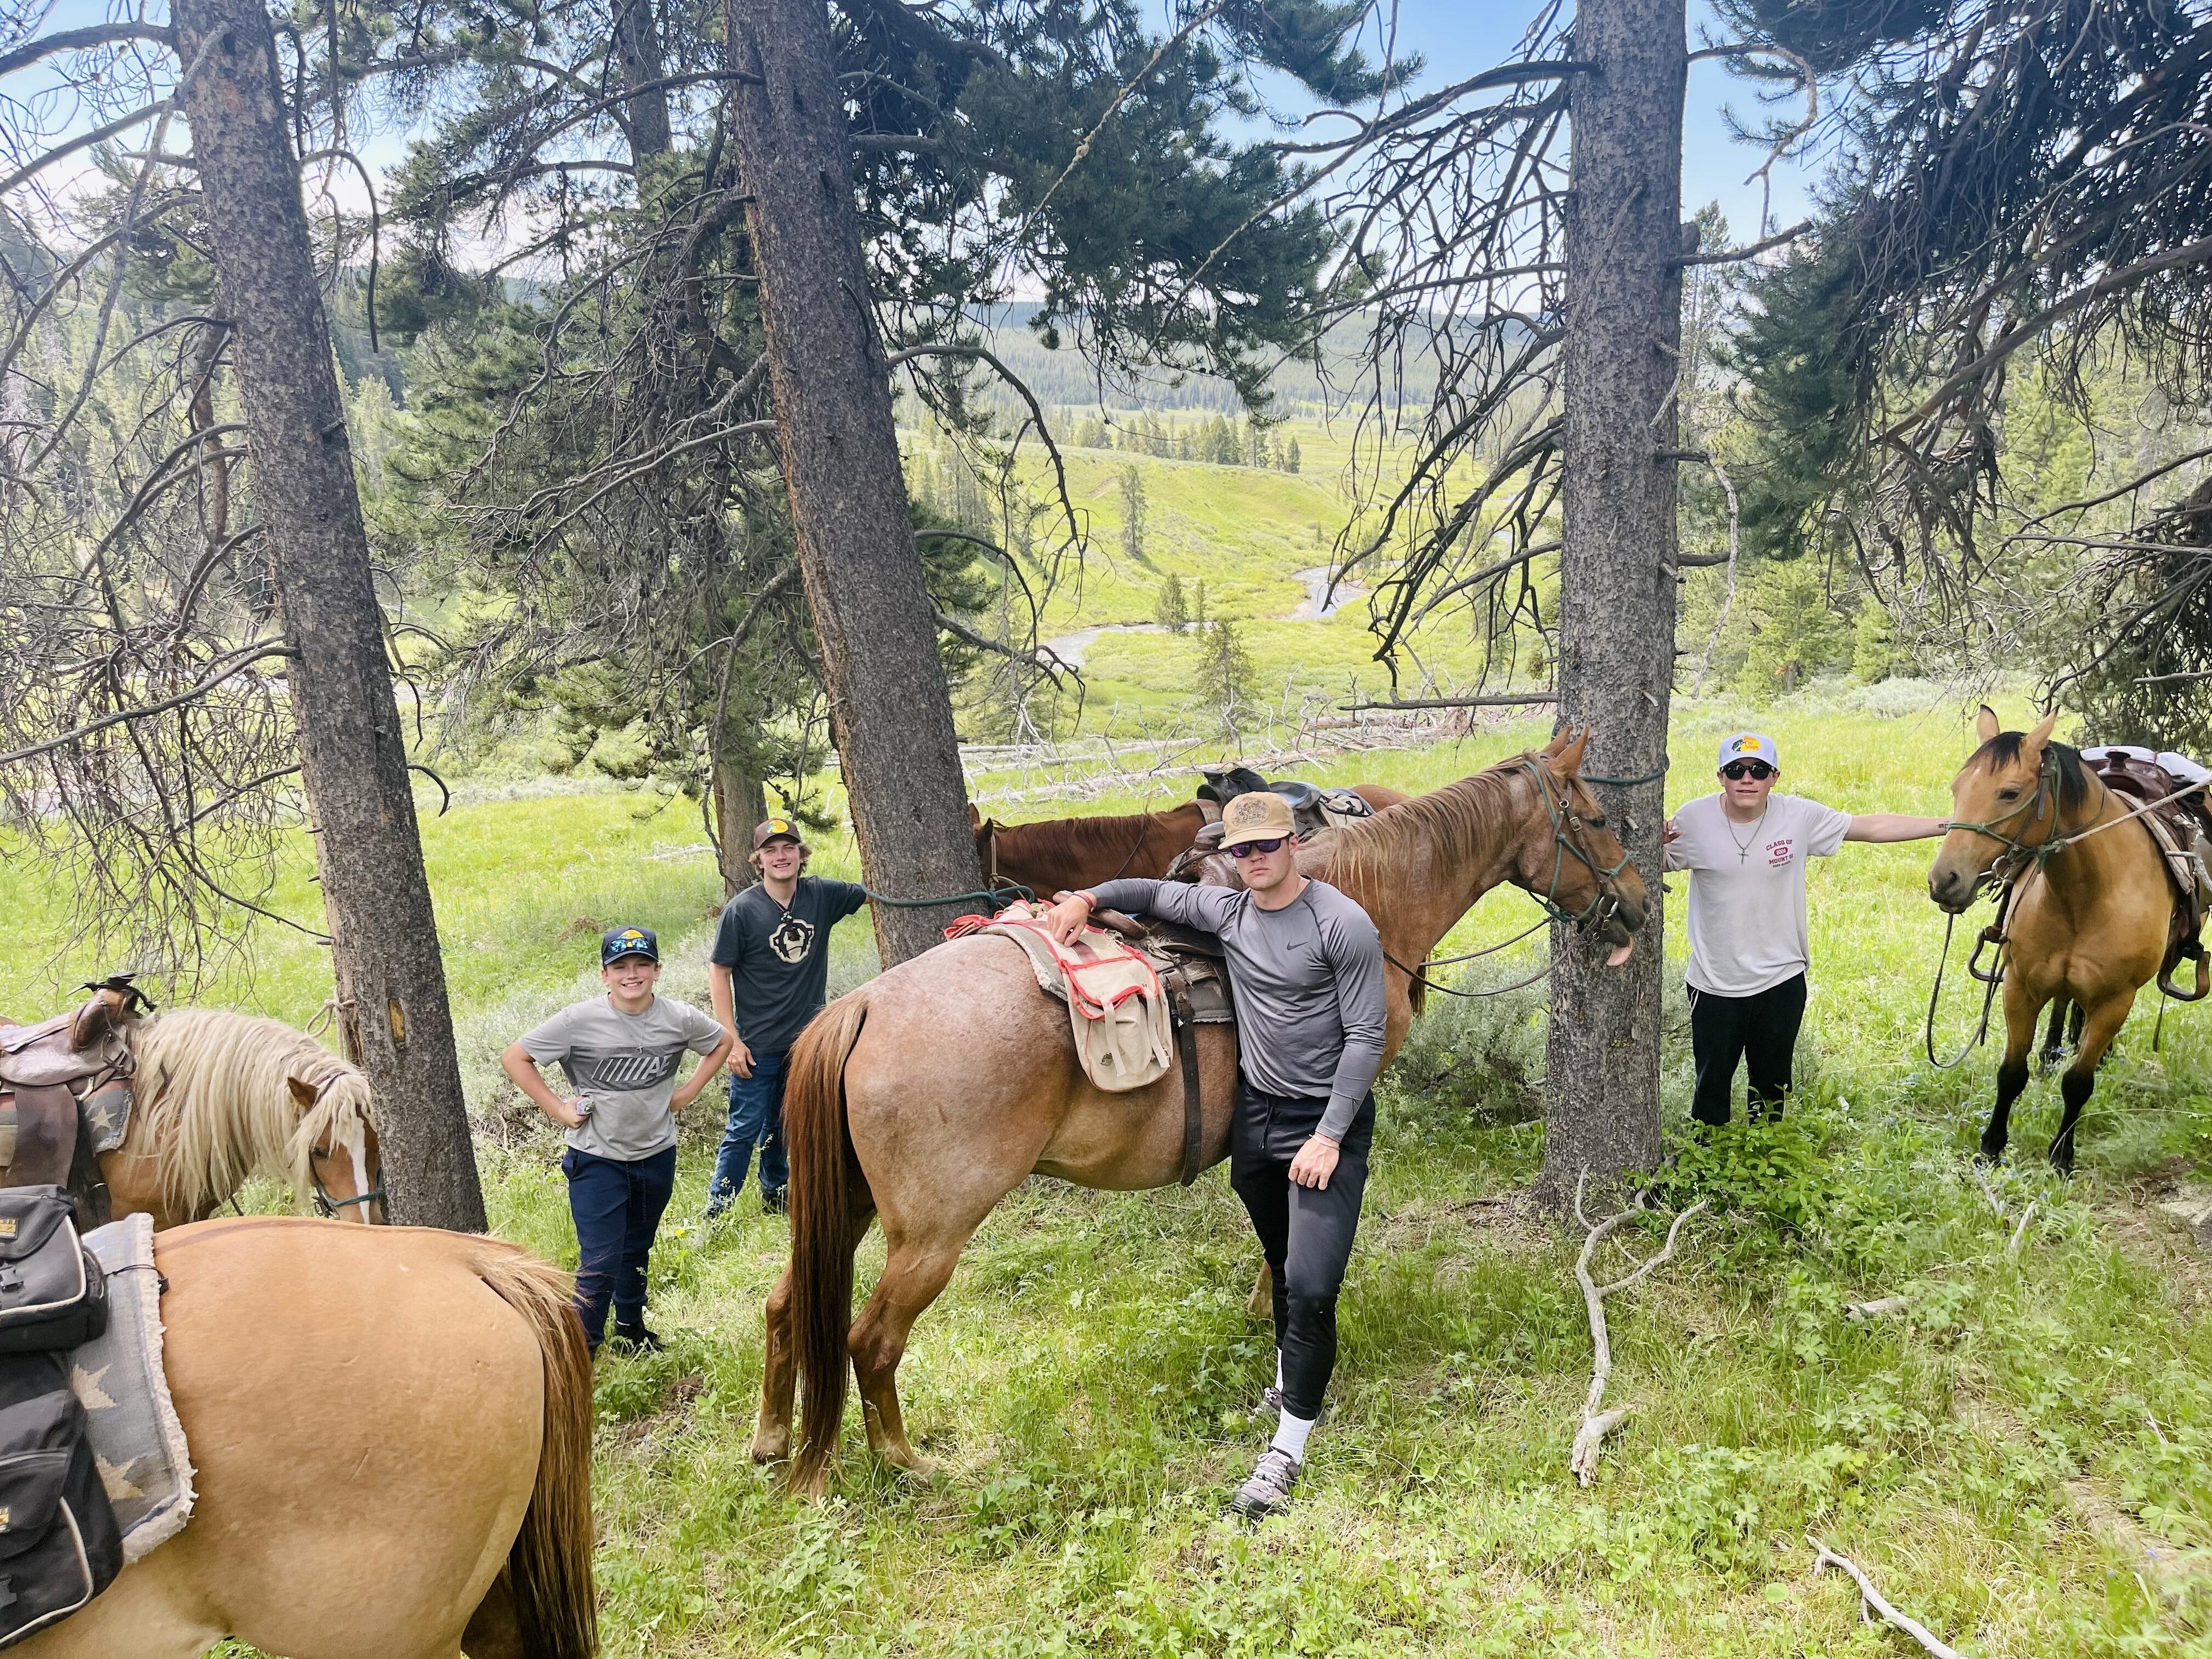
[{"xmin": 501, "ymin": 926, "xmax": 731, "ymax": 1353}]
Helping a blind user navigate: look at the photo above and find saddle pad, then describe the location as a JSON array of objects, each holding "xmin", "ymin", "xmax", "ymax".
[
  {"xmin": 954, "ymin": 903, "xmax": 1175, "ymax": 1092},
  {"xmin": 71, "ymin": 1216, "xmax": 192, "ymax": 1563}
]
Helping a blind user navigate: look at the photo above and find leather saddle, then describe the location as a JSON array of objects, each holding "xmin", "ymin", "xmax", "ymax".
[
  {"xmin": 1182, "ymin": 767, "xmax": 1375, "ymax": 878},
  {"xmin": 2081, "ymin": 751, "xmax": 2212, "ymax": 1001},
  {"xmin": 0, "ymin": 978, "xmax": 148, "ymax": 1219}
]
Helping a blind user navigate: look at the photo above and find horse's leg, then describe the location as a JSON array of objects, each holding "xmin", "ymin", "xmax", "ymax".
[
  {"xmin": 752, "ymin": 1200, "xmax": 875, "ymax": 1465},
  {"xmin": 2050, "ymin": 991, "xmax": 2135, "ymax": 1177},
  {"xmin": 848, "ymin": 1207, "xmax": 998, "ymax": 1473},
  {"xmin": 2039, "ymin": 998, "xmax": 2071, "ymax": 1073},
  {"xmin": 1246, "ymin": 1262, "xmax": 1272, "ymax": 1320},
  {"xmin": 1982, "ymin": 979, "xmax": 2043, "ymax": 1163}
]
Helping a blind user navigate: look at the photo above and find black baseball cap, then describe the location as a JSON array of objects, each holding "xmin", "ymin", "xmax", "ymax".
[{"xmin": 600, "ymin": 926, "xmax": 660, "ymax": 966}]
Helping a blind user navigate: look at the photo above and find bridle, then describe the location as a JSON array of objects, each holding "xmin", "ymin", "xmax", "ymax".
[
  {"xmin": 1521, "ymin": 755, "xmax": 1635, "ymax": 934},
  {"xmin": 301, "ymin": 1075, "xmax": 384, "ymax": 1221},
  {"xmin": 1384, "ymin": 752, "xmax": 1639, "ymax": 999}
]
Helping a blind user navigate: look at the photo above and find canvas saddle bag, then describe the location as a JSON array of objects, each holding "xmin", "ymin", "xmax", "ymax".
[
  {"xmin": 953, "ymin": 901, "xmax": 1176, "ymax": 1091},
  {"xmin": 0, "ymin": 1191, "xmax": 108, "ymax": 1357},
  {"xmin": 0, "ymin": 1369, "xmax": 125, "ymax": 1650}
]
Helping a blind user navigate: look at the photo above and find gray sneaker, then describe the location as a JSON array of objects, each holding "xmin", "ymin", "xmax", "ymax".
[
  {"xmin": 1231, "ymin": 1448, "xmax": 1300, "ymax": 1519},
  {"xmin": 1260, "ymin": 1384, "xmax": 1282, "ymax": 1414}
]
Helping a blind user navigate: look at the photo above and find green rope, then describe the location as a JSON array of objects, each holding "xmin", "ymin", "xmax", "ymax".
[{"xmin": 863, "ymin": 882, "xmax": 1035, "ymax": 909}]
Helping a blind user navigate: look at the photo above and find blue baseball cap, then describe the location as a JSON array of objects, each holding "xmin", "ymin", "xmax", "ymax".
[{"xmin": 600, "ymin": 926, "xmax": 660, "ymax": 966}]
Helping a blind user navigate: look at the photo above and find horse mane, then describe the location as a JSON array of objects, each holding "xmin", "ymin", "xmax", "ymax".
[
  {"xmin": 1320, "ymin": 756, "xmax": 1531, "ymax": 912},
  {"xmin": 128, "ymin": 1007, "xmax": 378, "ymax": 1218},
  {"xmin": 1972, "ymin": 732, "xmax": 2090, "ymax": 814}
]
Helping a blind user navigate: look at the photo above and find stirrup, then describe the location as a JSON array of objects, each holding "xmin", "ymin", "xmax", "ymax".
[{"xmin": 2160, "ymin": 943, "xmax": 2211, "ymax": 1003}]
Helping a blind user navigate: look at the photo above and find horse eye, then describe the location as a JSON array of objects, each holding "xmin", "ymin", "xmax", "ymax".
[
  {"xmin": 1587, "ymin": 816, "xmax": 1608, "ymax": 829},
  {"xmin": 1997, "ymin": 788, "xmax": 2019, "ymax": 800}
]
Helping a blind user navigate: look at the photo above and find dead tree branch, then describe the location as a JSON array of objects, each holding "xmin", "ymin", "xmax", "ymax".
[{"xmin": 1569, "ymin": 1170, "xmax": 1709, "ymax": 1486}]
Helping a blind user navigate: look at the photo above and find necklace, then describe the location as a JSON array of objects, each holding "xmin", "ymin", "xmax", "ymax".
[{"xmin": 1724, "ymin": 805, "xmax": 1768, "ymax": 864}]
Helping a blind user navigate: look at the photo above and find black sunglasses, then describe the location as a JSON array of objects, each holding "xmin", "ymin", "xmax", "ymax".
[
  {"xmin": 1721, "ymin": 760, "xmax": 1774, "ymax": 781},
  {"xmin": 1228, "ymin": 837, "xmax": 1289, "ymax": 858}
]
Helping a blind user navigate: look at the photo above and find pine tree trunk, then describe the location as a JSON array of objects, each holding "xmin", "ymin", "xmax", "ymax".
[
  {"xmin": 713, "ymin": 753, "xmax": 766, "ymax": 898},
  {"xmin": 722, "ymin": 0, "xmax": 984, "ymax": 963},
  {"xmin": 1539, "ymin": 0, "xmax": 1691, "ymax": 1210},
  {"xmin": 173, "ymin": 0, "xmax": 487, "ymax": 1230},
  {"xmin": 613, "ymin": 0, "xmax": 673, "ymax": 161}
]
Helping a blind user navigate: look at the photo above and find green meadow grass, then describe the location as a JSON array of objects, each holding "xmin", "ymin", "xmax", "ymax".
[{"xmin": 19, "ymin": 687, "xmax": 2212, "ymax": 1655}]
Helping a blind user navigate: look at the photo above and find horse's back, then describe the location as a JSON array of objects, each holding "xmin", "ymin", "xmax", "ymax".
[{"xmin": 22, "ymin": 1219, "xmax": 547, "ymax": 1659}]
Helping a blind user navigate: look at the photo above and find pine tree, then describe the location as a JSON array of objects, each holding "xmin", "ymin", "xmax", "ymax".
[
  {"xmin": 1191, "ymin": 577, "xmax": 1210, "ymax": 629},
  {"xmin": 1118, "ymin": 465, "xmax": 1150, "ymax": 567},
  {"xmin": 1156, "ymin": 572, "xmax": 1190, "ymax": 631},
  {"xmin": 1195, "ymin": 618, "xmax": 1259, "ymax": 743},
  {"xmin": 1285, "ymin": 435, "xmax": 1302, "ymax": 474}
]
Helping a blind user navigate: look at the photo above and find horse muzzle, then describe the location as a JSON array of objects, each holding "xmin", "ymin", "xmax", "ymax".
[{"xmin": 1926, "ymin": 861, "xmax": 1985, "ymax": 915}]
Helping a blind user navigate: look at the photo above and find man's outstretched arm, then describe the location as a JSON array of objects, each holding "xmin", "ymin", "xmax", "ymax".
[{"xmin": 1844, "ymin": 813, "xmax": 1950, "ymax": 843}]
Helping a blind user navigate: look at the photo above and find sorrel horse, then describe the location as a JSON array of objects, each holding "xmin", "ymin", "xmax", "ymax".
[
  {"xmin": 761, "ymin": 730, "xmax": 1646, "ymax": 1493},
  {"xmin": 1928, "ymin": 707, "xmax": 2180, "ymax": 1172},
  {"xmin": 17, "ymin": 1217, "xmax": 593, "ymax": 1659},
  {"xmin": 0, "ymin": 1007, "xmax": 384, "ymax": 1227},
  {"xmin": 972, "ymin": 786, "xmax": 1410, "ymax": 898}
]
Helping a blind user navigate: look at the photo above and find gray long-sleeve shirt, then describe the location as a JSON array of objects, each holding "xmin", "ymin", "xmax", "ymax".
[{"xmin": 1088, "ymin": 876, "xmax": 1388, "ymax": 1141}]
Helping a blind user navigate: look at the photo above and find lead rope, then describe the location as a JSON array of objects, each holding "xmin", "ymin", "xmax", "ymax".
[{"xmin": 1924, "ymin": 904, "xmax": 2007, "ymax": 1069}]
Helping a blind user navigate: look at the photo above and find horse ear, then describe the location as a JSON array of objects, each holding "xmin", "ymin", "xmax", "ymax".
[
  {"xmin": 1553, "ymin": 726, "xmax": 1590, "ymax": 773},
  {"xmin": 1541, "ymin": 724, "xmax": 1570, "ymax": 757},
  {"xmin": 2021, "ymin": 708, "xmax": 2059, "ymax": 760},
  {"xmin": 967, "ymin": 801, "xmax": 982, "ymax": 829},
  {"xmin": 1975, "ymin": 704, "xmax": 2001, "ymax": 744},
  {"xmin": 287, "ymin": 1075, "xmax": 319, "ymax": 1111}
]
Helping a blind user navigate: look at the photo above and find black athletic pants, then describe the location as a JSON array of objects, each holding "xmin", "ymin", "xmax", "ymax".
[
  {"xmin": 1229, "ymin": 1080, "xmax": 1374, "ymax": 1422},
  {"xmin": 1688, "ymin": 972, "xmax": 1808, "ymax": 1126}
]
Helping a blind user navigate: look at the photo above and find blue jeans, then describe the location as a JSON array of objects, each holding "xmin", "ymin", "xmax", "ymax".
[
  {"xmin": 563, "ymin": 1145, "xmax": 677, "ymax": 1350},
  {"xmin": 710, "ymin": 1050, "xmax": 789, "ymax": 1200}
]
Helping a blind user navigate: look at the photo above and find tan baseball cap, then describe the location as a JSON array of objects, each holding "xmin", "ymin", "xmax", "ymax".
[
  {"xmin": 751, "ymin": 816, "xmax": 803, "ymax": 850},
  {"xmin": 1219, "ymin": 790, "xmax": 1297, "ymax": 849}
]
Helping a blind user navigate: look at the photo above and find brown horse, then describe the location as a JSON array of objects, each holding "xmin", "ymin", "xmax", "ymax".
[
  {"xmin": 0, "ymin": 1007, "xmax": 385, "ymax": 1227},
  {"xmin": 761, "ymin": 730, "xmax": 1646, "ymax": 1492},
  {"xmin": 1927, "ymin": 707, "xmax": 2180, "ymax": 1172},
  {"xmin": 972, "ymin": 786, "xmax": 1410, "ymax": 899},
  {"xmin": 18, "ymin": 1217, "xmax": 593, "ymax": 1659}
]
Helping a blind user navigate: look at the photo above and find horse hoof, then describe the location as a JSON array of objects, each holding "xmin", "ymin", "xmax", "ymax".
[
  {"xmin": 883, "ymin": 1449, "xmax": 937, "ymax": 1479},
  {"xmin": 750, "ymin": 1434, "xmax": 790, "ymax": 1465},
  {"xmin": 1975, "ymin": 1144, "xmax": 2006, "ymax": 1167}
]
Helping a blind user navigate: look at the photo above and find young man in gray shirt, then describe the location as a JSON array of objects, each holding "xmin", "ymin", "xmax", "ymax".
[
  {"xmin": 502, "ymin": 926, "xmax": 733, "ymax": 1354},
  {"xmin": 1043, "ymin": 789, "xmax": 1386, "ymax": 1518}
]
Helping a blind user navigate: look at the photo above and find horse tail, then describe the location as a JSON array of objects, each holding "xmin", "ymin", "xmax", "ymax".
[
  {"xmin": 788, "ymin": 987, "xmax": 872, "ymax": 1496},
  {"xmin": 474, "ymin": 1243, "xmax": 599, "ymax": 1659}
]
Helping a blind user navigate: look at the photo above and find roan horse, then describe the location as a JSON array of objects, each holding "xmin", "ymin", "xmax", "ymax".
[
  {"xmin": 0, "ymin": 1006, "xmax": 384, "ymax": 1227},
  {"xmin": 972, "ymin": 786, "xmax": 1410, "ymax": 899},
  {"xmin": 1928, "ymin": 707, "xmax": 2183, "ymax": 1172},
  {"xmin": 762, "ymin": 730, "xmax": 1646, "ymax": 1492},
  {"xmin": 17, "ymin": 1217, "xmax": 593, "ymax": 1659}
]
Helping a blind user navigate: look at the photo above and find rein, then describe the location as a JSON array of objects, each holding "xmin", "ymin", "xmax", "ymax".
[{"xmin": 1392, "ymin": 756, "xmax": 1634, "ymax": 999}]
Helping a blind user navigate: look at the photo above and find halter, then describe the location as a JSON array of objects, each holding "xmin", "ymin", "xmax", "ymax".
[
  {"xmin": 1945, "ymin": 744, "xmax": 2066, "ymax": 893},
  {"xmin": 300, "ymin": 1074, "xmax": 384, "ymax": 1220},
  {"xmin": 1520, "ymin": 756, "xmax": 1636, "ymax": 933}
]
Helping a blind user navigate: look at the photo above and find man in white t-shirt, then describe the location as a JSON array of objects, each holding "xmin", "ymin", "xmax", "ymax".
[{"xmin": 1664, "ymin": 732, "xmax": 1947, "ymax": 1126}]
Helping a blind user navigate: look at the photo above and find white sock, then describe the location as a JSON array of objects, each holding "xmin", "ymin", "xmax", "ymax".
[
  {"xmin": 1274, "ymin": 1350, "xmax": 1284, "ymax": 1393},
  {"xmin": 1270, "ymin": 1408, "xmax": 1315, "ymax": 1464}
]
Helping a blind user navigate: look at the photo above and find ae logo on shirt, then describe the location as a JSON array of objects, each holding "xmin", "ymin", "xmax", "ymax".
[{"xmin": 768, "ymin": 912, "xmax": 816, "ymax": 964}]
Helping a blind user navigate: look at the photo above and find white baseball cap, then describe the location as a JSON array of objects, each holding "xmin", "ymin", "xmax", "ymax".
[{"xmin": 1717, "ymin": 732, "xmax": 1778, "ymax": 771}]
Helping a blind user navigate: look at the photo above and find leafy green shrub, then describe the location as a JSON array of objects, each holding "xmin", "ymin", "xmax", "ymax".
[{"xmin": 1382, "ymin": 975, "xmax": 1547, "ymax": 1124}]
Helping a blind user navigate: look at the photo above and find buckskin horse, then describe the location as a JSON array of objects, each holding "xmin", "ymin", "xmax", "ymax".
[
  {"xmin": 761, "ymin": 729, "xmax": 1646, "ymax": 1493},
  {"xmin": 0, "ymin": 1006, "xmax": 384, "ymax": 1227},
  {"xmin": 972, "ymin": 786, "xmax": 1410, "ymax": 898},
  {"xmin": 17, "ymin": 1217, "xmax": 593, "ymax": 1659},
  {"xmin": 1928, "ymin": 707, "xmax": 2190, "ymax": 1172}
]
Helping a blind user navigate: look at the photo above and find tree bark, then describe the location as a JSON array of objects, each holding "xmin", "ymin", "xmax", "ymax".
[
  {"xmin": 722, "ymin": 0, "xmax": 984, "ymax": 963},
  {"xmin": 173, "ymin": 0, "xmax": 487, "ymax": 1230},
  {"xmin": 713, "ymin": 752, "xmax": 766, "ymax": 897},
  {"xmin": 1539, "ymin": 0, "xmax": 1690, "ymax": 1210},
  {"xmin": 612, "ymin": 0, "xmax": 673, "ymax": 161}
]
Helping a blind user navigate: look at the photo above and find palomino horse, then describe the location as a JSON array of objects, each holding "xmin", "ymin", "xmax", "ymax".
[
  {"xmin": 17, "ymin": 1217, "xmax": 593, "ymax": 1659},
  {"xmin": 972, "ymin": 786, "xmax": 1410, "ymax": 898},
  {"xmin": 763, "ymin": 730, "xmax": 1646, "ymax": 1492},
  {"xmin": 0, "ymin": 1007, "xmax": 384, "ymax": 1227},
  {"xmin": 1928, "ymin": 707, "xmax": 2179, "ymax": 1172}
]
